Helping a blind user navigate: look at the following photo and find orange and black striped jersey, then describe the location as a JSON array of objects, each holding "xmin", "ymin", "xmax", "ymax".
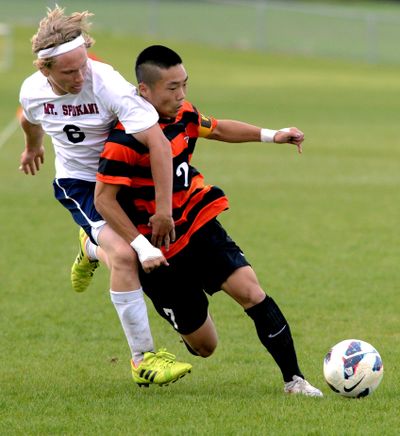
[{"xmin": 97, "ymin": 100, "xmax": 229, "ymax": 258}]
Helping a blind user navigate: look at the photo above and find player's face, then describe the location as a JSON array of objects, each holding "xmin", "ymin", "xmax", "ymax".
[
  {"xmin": 142, "ymin": 64, "xmax": 188, "ymax": 119},
  {"xmin": 41, "ymin": 46, "xmax": 88, "ymax": 95}
]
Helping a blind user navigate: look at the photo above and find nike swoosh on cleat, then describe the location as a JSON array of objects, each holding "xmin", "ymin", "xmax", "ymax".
[
  {"xmin": 268, "ymin": 324, "xmax": 287, "ymax": 338},
  {"xmin": 343, "ymin": 376, "xmax": 365, "ymax": 392}
]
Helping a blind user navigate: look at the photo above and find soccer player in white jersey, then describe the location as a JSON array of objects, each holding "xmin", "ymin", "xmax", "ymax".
[{"xmin": 18, "ymin": 5, "xmax": 192, "ymax": 387}]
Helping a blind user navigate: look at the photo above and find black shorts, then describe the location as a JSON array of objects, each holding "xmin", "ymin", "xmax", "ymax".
[{"xmin": 139, "ymin": 219, "xmax": 250, "ymax": 335}]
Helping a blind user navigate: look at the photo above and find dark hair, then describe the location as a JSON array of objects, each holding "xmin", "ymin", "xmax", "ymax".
[{"xmin": 135, "ymin": 45, "xmax": 182, "ymax": 85}]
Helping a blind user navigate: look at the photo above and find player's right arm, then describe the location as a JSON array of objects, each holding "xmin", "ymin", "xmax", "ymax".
[
  {"xmin": 19, "ymin": 113, "xmax": 45, "ymax": 175},
  {"xmin": 132, "ymin": 124, "xmax": 175, "ymax": 250}
]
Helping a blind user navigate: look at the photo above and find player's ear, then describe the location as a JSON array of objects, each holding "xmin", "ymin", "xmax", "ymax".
[
  {"xmin": 138, "ymin": 82, "xmax": 149, "ymax": 98},
  {"xmin": 40, "ymin": 66, "xmax": 50, "ymax": 77}
]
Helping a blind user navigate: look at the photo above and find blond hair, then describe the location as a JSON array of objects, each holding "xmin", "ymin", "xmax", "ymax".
[{"xmin": 32, "ymin": 5, "xmax": 95, "ymax": 69}]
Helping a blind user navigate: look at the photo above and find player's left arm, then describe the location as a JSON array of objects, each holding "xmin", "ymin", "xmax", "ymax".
[{"xmin": 206, "ymin": 119, "xmax": 304, "ymax": 153}]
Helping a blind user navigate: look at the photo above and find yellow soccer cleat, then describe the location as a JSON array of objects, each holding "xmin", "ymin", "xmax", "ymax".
[
  {"xmin": 131, "ymin": 348, "xmax": 192, "ymax": 387},
  {"xmin": 71, "ymin": 227, "xmax": 99, "ymax": 292}
]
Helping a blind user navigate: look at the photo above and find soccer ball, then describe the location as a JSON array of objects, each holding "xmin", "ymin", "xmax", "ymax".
[{"xmin": 323, "ymin": 339, "xmax": 384, "ymax": 398}]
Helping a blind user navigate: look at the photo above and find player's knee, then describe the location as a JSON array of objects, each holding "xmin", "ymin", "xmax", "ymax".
[
  {"xmin": 242, "ymin": 286, "xmax": 266, "ymax": 308},
  {"xmin": 193, "ymin": 342, "xmax": 217, "ymax": 358},
  {"xmin": 190, "ymin": 336, "xmax": 218, "ymax": 358},
  {"xmin": 183, "ymin": 336, "xmax": 217, "ymax": 358},
  {"xmin": 230, "ymin": 284, "xmax": 266, "ymax": 309},
  {"xmin": 108, "ymin": 243, "xmax": 138, "ymax": 271},
  {"xmin": 223, "ymin": 267, "xmax": 266, "ymax": 308}
]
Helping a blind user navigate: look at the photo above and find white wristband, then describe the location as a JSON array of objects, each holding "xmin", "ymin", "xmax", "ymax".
[
  {"xmin": 260, "ymin": 128, "xmax": 278, "ymax": 143},
  {"xmin": 130, "ymin": 234, "xmax": 163, "ymax": 264}
]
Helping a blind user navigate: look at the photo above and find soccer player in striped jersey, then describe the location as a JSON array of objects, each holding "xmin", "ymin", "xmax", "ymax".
[
  {"xmin": 18, "ymin": 7, "xmax": 192, "ymax": 387},
  {"xmin": 95, "ymin": 45, "xmax": 323, "ymax": 396}
]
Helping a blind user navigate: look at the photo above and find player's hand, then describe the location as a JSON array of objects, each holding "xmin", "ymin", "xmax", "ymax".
[
  {"xmin": 130, "ymin": 233, "xmax": 169, "ymax": 273},
  {"xmin": 142, "ymin": 253, "xmax": 169, "ymax": 274},
  {"xmin": 19, "ymin": 145, "xmax": 45, "ymax": 175},
  {"xmin": 148, "ymin": 213, "xmax": 176, "ymax": 250},
  {"xmin": 274, "ymin": 127, "xmax": 304, "ymax": 154}
]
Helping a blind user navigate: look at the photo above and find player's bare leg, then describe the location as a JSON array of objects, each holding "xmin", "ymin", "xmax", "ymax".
[{"xmin": 181, "ymin": 314, "xmax": 218, "ymax": 357}]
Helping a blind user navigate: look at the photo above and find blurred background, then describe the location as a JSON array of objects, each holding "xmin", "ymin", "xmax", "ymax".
[{"xmin": 2, "ymin": 0, "xmax": 400, "ymax": 72}]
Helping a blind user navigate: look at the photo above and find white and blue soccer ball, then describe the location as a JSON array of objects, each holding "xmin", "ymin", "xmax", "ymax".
[{"xmin": 323, "ymin": 339, "xmax": 384, "ymax": 398}]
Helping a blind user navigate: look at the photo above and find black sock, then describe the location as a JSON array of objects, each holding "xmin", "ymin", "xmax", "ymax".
[{"xmin": 245, "ymin": 296, "xmax": 303, "ymax": 382}]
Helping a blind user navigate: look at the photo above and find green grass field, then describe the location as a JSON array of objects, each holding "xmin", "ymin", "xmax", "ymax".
[{"xmin": 1, "ymin": 23, "xmax": 400, "ymax": 435}]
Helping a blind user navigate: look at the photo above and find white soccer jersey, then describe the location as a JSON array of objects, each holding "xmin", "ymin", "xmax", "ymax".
[{"xmin": 19, "ymin": 59, "xmax": 159, "ymax": 181}]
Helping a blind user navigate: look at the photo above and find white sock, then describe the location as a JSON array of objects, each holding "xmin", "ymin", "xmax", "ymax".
[
  {"xmin": 84, "ymin": 237, "xmax": 98, "ymax": 261},
  {"xmin": 110, "ymin": 288, "xmax": 154, "ymax": 365}
]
